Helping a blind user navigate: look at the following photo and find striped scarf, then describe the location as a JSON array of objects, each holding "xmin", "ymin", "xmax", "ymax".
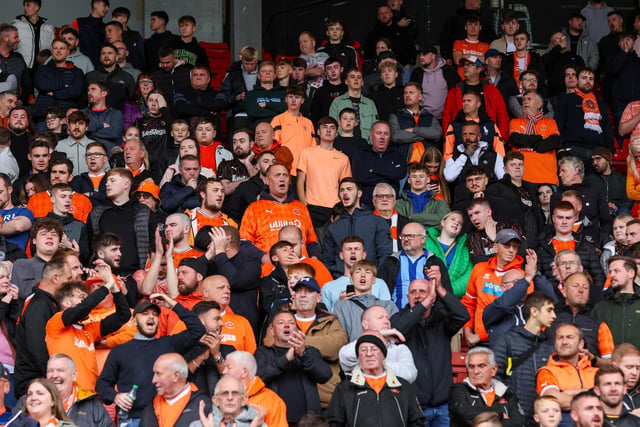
[{"xmin": 524, "ymin": 111, "xmax": 543, "ymax": 135}]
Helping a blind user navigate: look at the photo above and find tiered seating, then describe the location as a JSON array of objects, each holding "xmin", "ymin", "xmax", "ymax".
[{"xmin": 200, "ymin": 42, "xmax": 231, "ymax": 90}]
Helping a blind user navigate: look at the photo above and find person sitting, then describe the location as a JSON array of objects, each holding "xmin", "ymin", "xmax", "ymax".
[
  {"xmin": 424, "ymin": 211, "xmax": 473, "ymax": 298},
  {"xmin": 173, "ymin": 65, "xmax": 226, "ymax": 122},
  {"xmin": 584, "ymin": 147, "xmax": 632, "ymax": 217},
  {"xmin": 159, "ymin": 155, "xmax": 207, "ymax": 213},
  {"xmin": 327, "ymin": 333, "xmax": 425, "ymax": 427},
  {"xmin": 395, "ymin": 163, "xmax": 450, "ymax": 228},
  {"xmin": 506, "ymin": 70, "xmax": 554, "ymax": 119},
  {"xmin": 507, "ymin": 90, "xmax": 561, "ymax": 186},
  {"xmin": 536, "ymin": 323, "xmax": 599, "ymax": 425},
  {"xmin": 245, "ymin": 61, "xmax": 287, "ymax": 129},
  {"xmin": 443, "ymin": 92, "xmax": 505, "ymax": 186},
  {"xmin": 388, "ymin": 82, "xmax": 442, "ymax": 163},
  {"xmin": 536, "ymin": 201, "xmax": 605, "ymax": 297},
  {"xmin": 462, "ymin": 228, "xmax": 527, "ymax": 346},
  {"xmin": 221, "ymin": 351, "xmax": 288, "ymax": 427},
  {"xmin": 449, "ymin": 347, "xmax": 526, "ymax": 426},
  {"xmin": 82, "ymin": 81, "xmax": 123, "ymax": 153}
]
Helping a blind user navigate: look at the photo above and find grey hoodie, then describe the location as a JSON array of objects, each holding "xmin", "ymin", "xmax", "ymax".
[{"xmin": 420, "ymin": 58, "xmax": 449, "ymax": 119}]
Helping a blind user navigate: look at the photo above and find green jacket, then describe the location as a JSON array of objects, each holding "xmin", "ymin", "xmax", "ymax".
[
  {"xmin": 424, "ymin": 227, "xmax": 473, "ymax": 298},
  {"xmin": 329, "ymin": 92, "xmax": 378, "ymax": 140},
  {"xmin": 395, "ymin": 191, "xmax": 451, "ymax": 228},
  {"xmin": 592, "ymin": 289, "xmax": 640, "ymax": 349},
  {"xmin": 244, "ymin": 83, "xmax": 287, "ymax": 127}
]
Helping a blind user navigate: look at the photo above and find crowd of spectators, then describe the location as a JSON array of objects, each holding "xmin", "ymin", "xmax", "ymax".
[{"xmin": 4, "ymin": 0, "xmax": 640, "ymax": 426}]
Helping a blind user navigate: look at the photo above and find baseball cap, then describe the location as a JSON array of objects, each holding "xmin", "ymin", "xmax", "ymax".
[
  {"xmin": 459, "ymin": 55, "xmax": 483, "ymax": 68},
  {"xmin": 293, "ymin": 276, "xmax": 321, "ymax": 293},
  {"xmin": 494, "ymin": 229, "xmax": 523, "ymax": 244},
  {"xmin": 178, "ymin": 257, "xmax": 208, "ymax": 277},
  {"xmin": 420, "ymin": 43, "xmax": 437, "ymax": 55},
  {"xmin": 484, "ymin": 49, "xmax": 501, "ymax": 60},
  {"xmin": 133, "ymin": 181, "xmax": 160, "ymax": 203},
  {"xmin": 133, "ymin": 300, "xmax": 161, "ymax": 316}
]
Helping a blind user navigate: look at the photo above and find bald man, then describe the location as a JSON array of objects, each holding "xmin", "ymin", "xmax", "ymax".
[
  {"xmin": 339, "ymin": 305, "xmax": 417, "ymax": 382},
  {"xmin": 140, "ymin": 353, "xmax": 210, "ymax": 427},
  {"xmin": 223, "ymin": 351, "xmax": 288, "ymax": 427},
  {"xmin": 201, "ymin": 275, "xmax": 257, "ymax": 353}
]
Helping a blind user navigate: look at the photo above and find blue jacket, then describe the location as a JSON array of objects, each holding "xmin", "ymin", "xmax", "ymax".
[
  {"xmin": 159, "ymin": 174, "xmax": 207, "ymax": 214},
  {"xmin": 33, "ymin": 61, "xmax": 84, "ymax": 119}
]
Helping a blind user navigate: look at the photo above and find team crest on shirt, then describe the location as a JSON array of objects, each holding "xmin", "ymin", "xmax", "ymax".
[
  {"xmin": 540, "ymin": 125, "xmax": 547, "ymax": 132},
  {"xmin": 225, "ymin": 321, "xmax": 234, "ymax": 329},
  {"xmin": 293, "ymin": 209, "xmax": 300, "ymax": 215}
]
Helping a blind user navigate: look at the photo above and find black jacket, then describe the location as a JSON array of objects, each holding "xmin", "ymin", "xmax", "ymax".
[
  {"xmin": 13, "ymin": 287, "xmax": 59, "ymax": 397},
  {"xmin": 327, "ymin": 367, "xmax": 425, "ymax": 427},
  {"xmin": 159, "ymin": 174, "xmax": 207, "ymax": 213},
  {"xmin": 536, "ymin": 227, "xmax": 605, "ymax": 304},
  {"xmin": 439, "ymin": 5, "xmax": 495, "ymax": 61},
  {"xmin": 171, "ymin": 37, "xmax": 210, "ymax": 68},
  {"xmin": 85, "ymin": 65, "xmax": 135, "ymax": 110},
  {"xmin": 96, "ymin": 303, "xmax": 206, "ymax": 418},
  {"xmin": 33, "ymin": 61, "xmax": 84, "ymax": 120},
  {"xmin": 70, "ymin": 172, "xmax": 107, "ymax": 207},
  {"xmin": 224, "ymin": 174, "xmax": 267, "ymax": 224},
  {"xmin": 184, "ymin": 343, "xmax": 236, "ymax": 396},
  {"xmin": 144, "ymin": 31, "xmax": 178, "ymax": 72},
  {"xmin": 550, "ymin": 182, "xmax": 612, "ymax": 247},
  {"xmin": 209, "ymin": 250, "xmax": 261, "ymax": 331},
  {"xmin": 322, "ymin": 207, "xmax": 393, "ymax": 278},
  {"xmin": 502, "ymin": 51, "xmax": 547, "ymax": 94},
  {"xmin": 391, "ymin": 291, "xmax": 469, "ymax": 408},
  {"xmin": 0, "ymin": 51, "xmax": 32, "ymax": 104},
  {"xmin": 255, "ymin": 344, "xmax": 332, "ymax": 423},
  {"xmin": 542, "ymin": 45, "xmax": 585, "ymax": 97},
  {"xmin": 174, "ymin": 85, "xmax": 226, "ymax": 120},
  {"xmin": 449, "ymin": 378, "xmax": 526, "ymax": 427},
  {"xmin": 76, "ymin": 15, "xmax": 105, "ymax": 67},
  {"xmin": 139, "ymin": 385, "xmax": 211, "ymax": 427},
  {"xmin": 547, "ymin": 303, "xmax": 610, "ymax": 357}
]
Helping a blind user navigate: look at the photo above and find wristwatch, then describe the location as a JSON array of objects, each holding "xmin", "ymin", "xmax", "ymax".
[{"xmin": 215, "ymin": 353, "xmax": 225, "ymax": 364}]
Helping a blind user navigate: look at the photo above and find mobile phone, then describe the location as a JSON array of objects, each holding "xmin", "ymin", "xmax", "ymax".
[
  {"xmin": 158, "ymin": 224, "xmax": 168, "ymax": 245},
  {"xmin": 346, "ymin": 285, "xmax": 355, "ymax": 294}
]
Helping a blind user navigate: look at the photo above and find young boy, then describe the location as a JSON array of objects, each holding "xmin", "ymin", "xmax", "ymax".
[
  {"xmin": 271, "ymin": 85, "xmax": 315, "ymax": 176},
  {"xmin": 275, "ymin": 58, "xmax": 293, "ymax": 87},
  {"xmin": 533, "ymin": 396, "xmax": 562, "ymax": 427},
  {"xmin": 333, "ymin": 108, "xmax": 367, "ymax": 159},
  {"xmin": 452, "ymin": 15, "xmax": 490, "ymax": 78},
  {"xmin": 46, "ymin": 183, "xmax": 90, "ymax": 257},
  {"xmin": 317, "ymin": 19, "xmax": 359, "ymax": 72},
  {"xmin": 332, "ymin": 260, "xmax": 398, "ymax": 340},
  {"xmin": 287, "ymin": 262, "xmax": 316, "ymax": 299},
  {"xmin": 297, "ymin": 116, "xmax": 352, "ymax": 230},
  {"xmin": 260, "ymin": 241, "xmax": 301, "ymax": 316},
  {"xmin": 172, "ymin": 15, "xmax": 209, "ymax": 67},
  {"xmin": 395, "ymin": 163, "xmax": 450, "ymax": 228},
  {"xmin": 44, "ymin": 106, "xmax": 67, "ymax": 140}
]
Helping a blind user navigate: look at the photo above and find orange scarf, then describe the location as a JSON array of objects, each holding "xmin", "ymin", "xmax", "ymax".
[
  {"xmin": 374, "ymin": 209, "xmax": 398, "ymax": 252},
  {"xmin": 575, "ymin": 89, "xmax": 602, "ymax": 134}
]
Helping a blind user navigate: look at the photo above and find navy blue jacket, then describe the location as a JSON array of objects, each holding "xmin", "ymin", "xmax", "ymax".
[
  {"xmin": 351, "ymin": 143, "xmax": 407, "ymax": 207},
  {"xmin": 33, "ymin": 61, "xmax": 84, "ymax": 119}
]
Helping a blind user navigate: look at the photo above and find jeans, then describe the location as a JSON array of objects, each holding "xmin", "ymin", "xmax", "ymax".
[
  {"xmin": 118, "ymin": 418, "xmax": 140, "ymax": 427},
  {"xmin": 423, "ymin": 403, "xmax": 450, "ymax": 427}
]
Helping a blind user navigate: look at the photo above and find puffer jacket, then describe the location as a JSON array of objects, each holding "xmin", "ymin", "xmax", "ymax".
[
  {"xmin": 424, "ymin": 227, "xmax": 473, "ymax": 297},
  {"xmin": 11, "ymin": 15, "xmax": 55, "ymax": 68},
  {"xmin": 492, "ymin": 325, "xmax": 555, "ymax": 420},
  {"xmin": 327, "ymin": 366, "xmax": 425, "ymax": 427},
  {"xmin": 449, "ymin": 377, "xmax": 526, "ymax": 427},
  {"xmin": 33, "ymin": 62, "xmax": 84, "ymax": 120}
]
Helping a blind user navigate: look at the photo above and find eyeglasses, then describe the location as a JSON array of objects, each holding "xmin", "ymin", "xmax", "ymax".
[
  {"xmin": 521, "ymin": 77, "xmax": 537, "ymax": 82},
  {"xmin": 216, "ymin": 390, "xmax": 243, "ymax": 397},
  {"xmin": 373, "ymin": 194, "xmax": 395, "ymax": 200},
  {"xmin": 557, "ymin": 261, "xmax": 579, "ymax": 267},
  {"xmin": 136, "ymin": 193, "xmax": 152, "ymax": 200},
  {"xmin": 139, "ymin": 79, "xmax": 153, "ymax": 84},
  {"xmin": 400, "ymin": 233, "xmax": 425, "ymax": 240},
  {"xmin": 85, "ymin": 153, "xmax": 106, "ymax": 158}
]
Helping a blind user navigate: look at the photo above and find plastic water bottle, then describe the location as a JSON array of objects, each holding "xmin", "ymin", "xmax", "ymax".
[{"xmin": 117, "ymin": 385, "xmax": 138, "ymax": 426}]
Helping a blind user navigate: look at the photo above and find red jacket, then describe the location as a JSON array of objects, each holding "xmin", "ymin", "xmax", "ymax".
[{"xmin": 442, "ymin": 79, "xmax": 510, "ymax": 140}]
